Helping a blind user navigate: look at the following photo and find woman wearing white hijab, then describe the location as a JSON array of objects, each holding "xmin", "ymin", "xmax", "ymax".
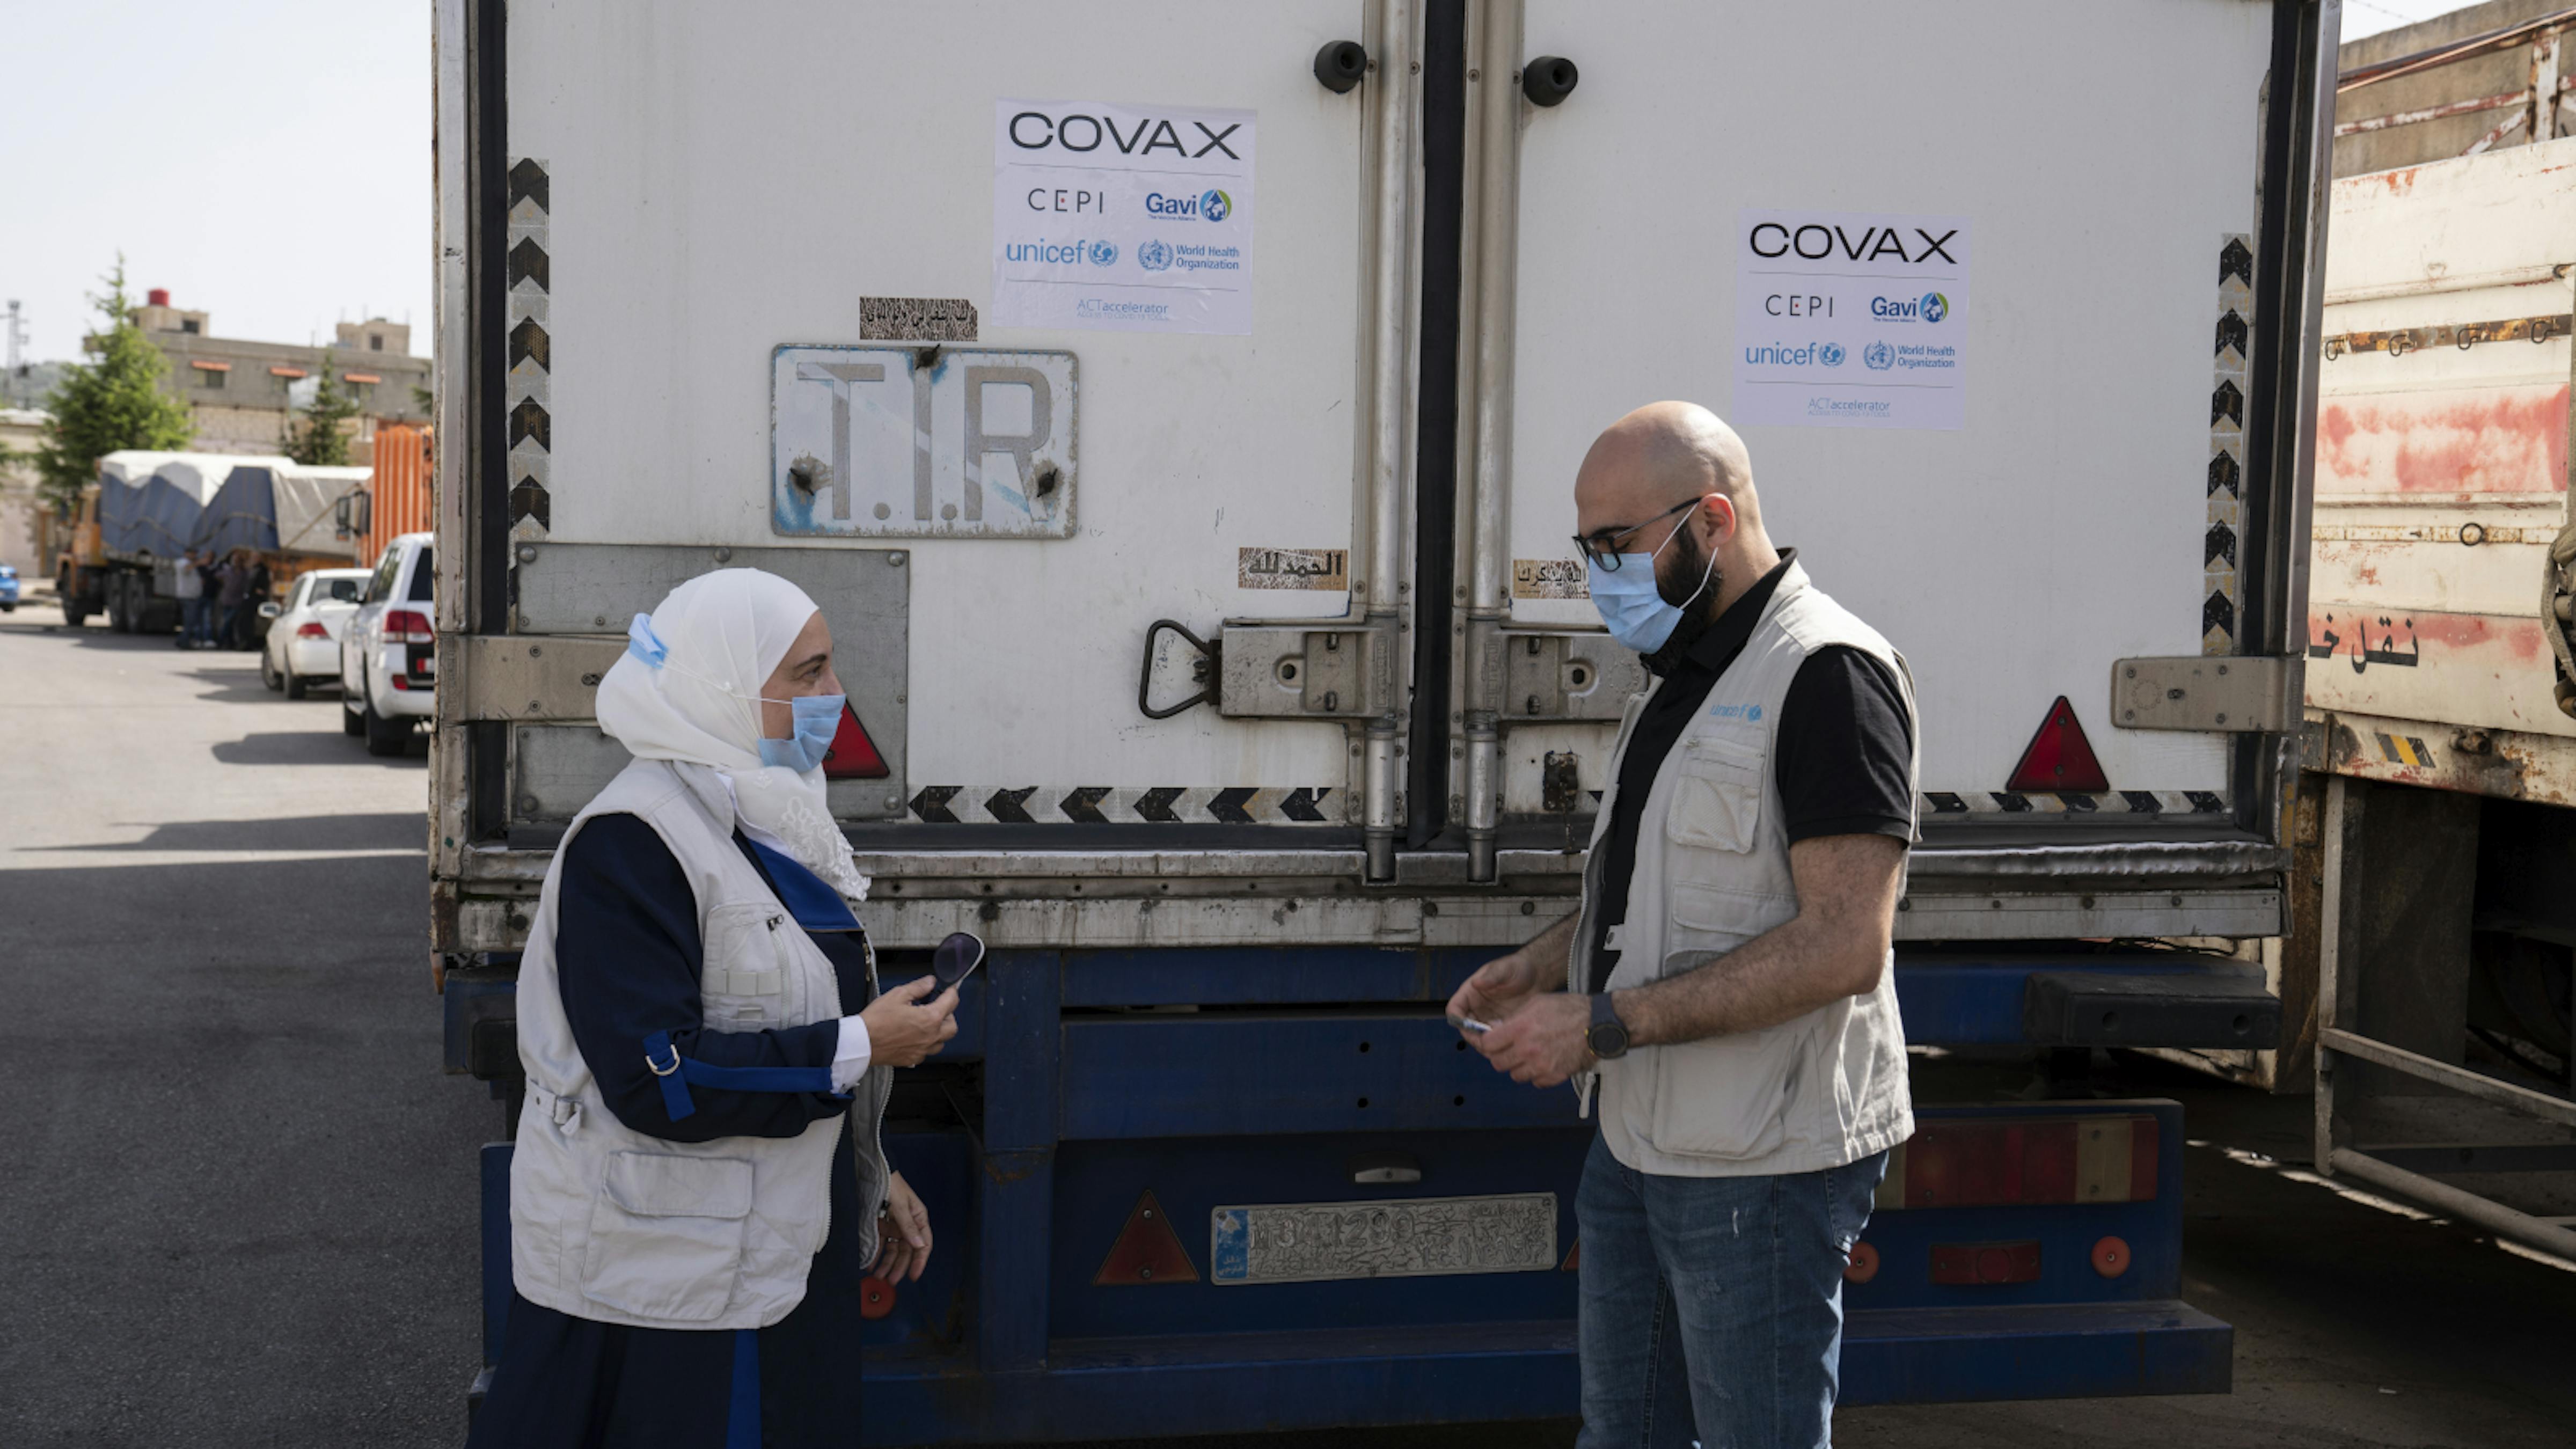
[{"xmin": 470, "ymin": 568, "xmax": 958, "ymax": 1449}]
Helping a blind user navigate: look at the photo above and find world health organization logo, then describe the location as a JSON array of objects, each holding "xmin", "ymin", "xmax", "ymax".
[
  {"xmin": 1817, "ymin": 342, "xmax": 1846, "ymax": 367},
  {"xmin": 1863, "ymin": 340, "xmax": 1895, "ymax": 371},
  {"xmin": 1199, "ymin": 188, "xmax": 1232, "ymax": 222},
  {"xmin": 1088, "ymin": 239, "xmax": 1119, "ymax": 267},
  {"xmin": 1138, "ymin": 238, "xmax": 1173, "ymax": 272},
  {"xmin": 1920, "ymin": 291, "xmax": 1949, "ymax": 323}
]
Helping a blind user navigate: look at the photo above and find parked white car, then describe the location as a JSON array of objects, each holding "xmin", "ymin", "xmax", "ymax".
[
  {"xmin": 339, "ymin": 533, "xmax": 436, "ymax": 756},
  {"xmin": 260, "ymin": 568, "xmax": 371, "ymax": 699}
]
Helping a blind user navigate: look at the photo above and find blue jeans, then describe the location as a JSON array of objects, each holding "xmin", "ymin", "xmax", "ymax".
[
  {"xmin": 181, "ymin": 597, "xmax": 210, "ymax": 643},
  {"xmin": 1575, "ymin": 1135, "xmax": 1887, "ymax": 1449}
]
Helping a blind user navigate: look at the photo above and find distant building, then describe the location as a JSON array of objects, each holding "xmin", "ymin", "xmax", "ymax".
[
  {"xmin": 125, "ymin": 289, "xmax": 432, "ymax": 457},
  {"xmin": 0, "ymin": 406, "xmax": 50, "ymax": 579}
]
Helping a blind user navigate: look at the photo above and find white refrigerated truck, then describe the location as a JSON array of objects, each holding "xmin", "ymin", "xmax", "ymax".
[{"xmin": 429, "ymin": 2, "xmax": 2338, "ymax": 1439}]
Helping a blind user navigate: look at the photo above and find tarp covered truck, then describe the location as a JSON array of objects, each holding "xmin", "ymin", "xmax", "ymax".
[
  {"xmin": 430, "ymin": 1, "xmax": 2338, "ymax": 1438},
  {"xmin": 57, "ymin": 451, "xmax": 378, "ymax": 632}
]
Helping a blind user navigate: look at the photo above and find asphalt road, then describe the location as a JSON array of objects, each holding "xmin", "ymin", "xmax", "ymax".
[{"xmin": 4, "ymin": 599, "xmax": 2573, "ymax": 1448}]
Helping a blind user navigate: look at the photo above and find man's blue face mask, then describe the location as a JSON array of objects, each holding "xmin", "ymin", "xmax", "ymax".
[
  {"xmin": 757, "ymin": 693, "xmax": 846, "ymax": 773},
  {"xmin": 1586, "ymin": 502, "xmax": 1717, "ymax": 655}
]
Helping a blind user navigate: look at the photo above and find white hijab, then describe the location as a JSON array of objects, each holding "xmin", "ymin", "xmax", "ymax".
[{"xmin": 592, "ymin": 567, "xmax": 870, "ymax": 904}]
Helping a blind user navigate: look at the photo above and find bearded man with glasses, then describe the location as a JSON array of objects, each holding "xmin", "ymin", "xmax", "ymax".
[{"xmin": 1447, "ymin": 400, "xmax": 1919, "ymax": 1448}]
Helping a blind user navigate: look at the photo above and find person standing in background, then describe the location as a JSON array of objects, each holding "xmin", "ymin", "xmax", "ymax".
[
  {"xmin": 216, "ymin": 552, "xmax": 252, "ymax": 650},
  {"xmin": 172, "ymin": 551, "xmax": 206, "ymax": 650}
]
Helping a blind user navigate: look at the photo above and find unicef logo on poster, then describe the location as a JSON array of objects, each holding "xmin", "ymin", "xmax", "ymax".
[
  {"xmin": 1199, "ymin": 188, "xmax": 1233, "ymax": 222},
  {"xmin": 1817, "ymin": 342, "xmax": 1846, "ymax": 367},
  {"xmin": 1920, "ymin": 291, "xmax": 1949, "ymax": 323},
  {"xmin": 1088, "ymin": 239, "xmax": 1119, "ymax": 267},
  {"xmin": 1138, "ymin": 238, "xmax": 1174, "ymax": 272},
  {"xmin": 1863, "ymin": 340, "xmax": 1895, "ymax": 371}
]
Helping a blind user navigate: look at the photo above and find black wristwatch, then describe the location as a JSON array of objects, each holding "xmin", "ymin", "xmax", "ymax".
[{"xmin": 1586, "ymin": 994, "xmax": 1631, "ymax": 1060}]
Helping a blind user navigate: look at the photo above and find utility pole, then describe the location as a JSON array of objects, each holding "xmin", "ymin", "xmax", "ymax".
[{"xmin": 4, "ymin": 300, "xmax": 24, "ymax": 407}]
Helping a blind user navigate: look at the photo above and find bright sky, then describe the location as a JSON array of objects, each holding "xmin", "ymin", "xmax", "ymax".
[
  {"xmin": 1, "ymin": 1, "xmax": 430, "ymax": 367},
  {"xmin": 2343, "ymin": 0, "xmax": 2490, "ymax": 39},
  {"xmin": 0, "ymin": 0, "xmax": 2483, "ymax": 370}
]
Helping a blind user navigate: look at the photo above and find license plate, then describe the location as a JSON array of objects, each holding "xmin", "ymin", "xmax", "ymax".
[{"xmin": 1209, "ymin": 1192, "xmax": 1557, "ymax": 1286}]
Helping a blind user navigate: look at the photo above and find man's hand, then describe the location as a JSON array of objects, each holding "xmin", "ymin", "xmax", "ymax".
[
  {"xmin": 873, "ymin": 1170, "xmax": 934, "ymax": 1282},
  {"xmin": 1475, "ymin": 991, "xmax": 1593, "ymax": 1088},
  {"xmin": 1447, "ymin": 948, "xmax": 1545, "ymax": 1030},
  {"xmin": 861, "ymin": 977, "xmax": 960, "ymax": 1068}
]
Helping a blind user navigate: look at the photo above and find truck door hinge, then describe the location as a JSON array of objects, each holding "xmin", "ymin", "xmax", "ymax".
[
  {"xmin": 1216, "ymin": 617, "xmax": 1398, "ymax": 720},
  {"xmin": 1472, "ymin": 623, "xmax": 1646, "ymax": 723},
  {"xmin": 456, "ymin": 634, "xmax": 626, "ymax": 721},
  {"xmin": 2110, "ymin": 655, "xmax": 2300, "ymax": 733}
]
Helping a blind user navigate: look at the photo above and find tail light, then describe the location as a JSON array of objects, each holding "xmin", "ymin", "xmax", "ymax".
[
  {"xmin": 385, "ymin": 609, "xmax": 434, "ymax": 644},
  {"xmin": 1879, "ymin": 1114, "xmax": 2158, "ymax": 1210},
  {"xmin": 295, "ymin": 621, "xmax": 330, "ymax": 639},
  {"xmin": 1929, "ymin": 1240, "xmax": 2043, "ymax": 1285}
]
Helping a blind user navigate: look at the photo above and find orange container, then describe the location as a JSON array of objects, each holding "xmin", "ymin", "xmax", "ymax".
[{"xmin": 364, "ymin": 425, "xmax": 436, "ymax": 564}]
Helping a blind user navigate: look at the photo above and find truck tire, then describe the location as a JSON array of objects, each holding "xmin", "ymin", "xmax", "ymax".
[
  {"xmin": 62, "ymin": 604, "xmax": 89, "ymax": 626},
  {"xmin": 342, "ymin": 693, "xmax": 366, "ymax": 736},
  {"xmin": 363, "ymin": 691, "xmax": 409, "ymax": 757}
]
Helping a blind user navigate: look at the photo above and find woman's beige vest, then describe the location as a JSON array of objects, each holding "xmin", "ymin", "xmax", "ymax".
[
  {"xmin": 510, "ymin": 758, "xmax": 891, "ymax": 1330},
  {"xmin": 1570, "ymin": 560, "xmax": 1918, "ymax": 1178}
]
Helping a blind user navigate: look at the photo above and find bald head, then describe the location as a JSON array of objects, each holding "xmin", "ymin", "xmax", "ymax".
[{"xmin": 1573, "ymin": 401, "xmax": 1758, "ymax": 537}]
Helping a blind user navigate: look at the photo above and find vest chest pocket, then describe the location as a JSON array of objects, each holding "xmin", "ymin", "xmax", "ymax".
[
  {"xmin": 1666, "ymin": 733, "xmax": 1766, "ymax": 854},
  {"xmin": 701, "ymin": 903, "xmax": 794, "ymax": 1029}
]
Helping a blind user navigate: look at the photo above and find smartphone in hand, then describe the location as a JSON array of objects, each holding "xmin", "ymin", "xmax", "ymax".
[{"xmin": 932, "ymin": 932, "xmax": 986, "ymax": 992}]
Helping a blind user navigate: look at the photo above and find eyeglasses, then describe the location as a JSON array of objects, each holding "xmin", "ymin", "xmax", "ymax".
[{"xmin": 1572, "ymin": 497, "xmax": 1700, "ymax": 572}]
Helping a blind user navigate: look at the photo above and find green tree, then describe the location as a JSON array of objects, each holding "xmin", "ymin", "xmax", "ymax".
[
  {"xmin": 283, "ymin": 356, "xmax": 361, "ymax": 465},
  {"xmin": 33, "ymin": 259, "xmax": 194, "ymax": 515}
]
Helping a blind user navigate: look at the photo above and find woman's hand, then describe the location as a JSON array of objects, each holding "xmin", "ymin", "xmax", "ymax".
[
  {"xmin": 873, "ymin": 1171, "xmax": 933, "ymax": 1282},
  {"xmin": 862, "ymin": 976, "xmax": 960, "ymax": 1067}
]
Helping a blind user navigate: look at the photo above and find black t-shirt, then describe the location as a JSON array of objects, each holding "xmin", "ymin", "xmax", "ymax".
[{"xmin": 1587, "ymin": 553, "xmax": 1914, "ymax": 992}]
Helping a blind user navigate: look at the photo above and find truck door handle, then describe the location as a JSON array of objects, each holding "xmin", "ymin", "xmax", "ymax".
[{"xmin": 1138, "ymin": 619, "xmax": 1220, "ymax": 719}]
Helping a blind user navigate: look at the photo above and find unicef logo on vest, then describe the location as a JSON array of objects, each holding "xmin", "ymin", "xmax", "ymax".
[
  {"xmin": 1863, "ymin": 340, "xmax": 1896, "ymax": 371},
  {"xmin": 1707, "ymin": 702, "xmax": 1764, "ymax": 722},
  {"xmin": 1200, "ymin": 188, "xmax": 1232, "ymax": 222},
  {"xmin": 1137, "ymin": 238, "xmax": 1173, "ymax": 272},
  {"xmin": 1920, "ymin": 291, "xmax": 1949, "ymax": 323},
  {"xmin": 1088, "ymin": 239, "xmax": 1119, "ymax": 267}
]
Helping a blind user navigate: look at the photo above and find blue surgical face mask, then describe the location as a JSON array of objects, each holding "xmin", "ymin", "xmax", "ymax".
[
  {"xmin": 1587, "ymin": 505, "xmax": 1717, "ymax": 654},
  {"xmin": 757, "ymin": 693, "xmax": 845, "ymax": 773}
]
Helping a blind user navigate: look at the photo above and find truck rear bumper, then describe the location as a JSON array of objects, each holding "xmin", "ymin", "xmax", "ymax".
[{"xmin": 848, "ymin": 1301, "xmax": 2228, "ymax": 1442}]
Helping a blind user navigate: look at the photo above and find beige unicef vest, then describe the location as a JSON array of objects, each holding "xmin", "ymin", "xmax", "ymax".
[
  {"xmin": 1570, "ymin": 560, "xmax": 1918, "ymax": 1179},
  {"xmin": 510, "ymin": 758, "xmax": 892, "ymax": 1330}
]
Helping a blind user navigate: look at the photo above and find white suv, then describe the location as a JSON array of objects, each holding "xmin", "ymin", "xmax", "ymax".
[{"xmin": 340, "ymin": 533, "xmax": 436, "ymax": 756}]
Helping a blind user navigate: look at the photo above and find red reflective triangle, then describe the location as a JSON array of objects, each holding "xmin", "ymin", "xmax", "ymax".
[
  {"xmin": 821, "ymin": 700, "xmax": 890, "ymax": 780},
  {"xmin": 1561, "ymin": 1239, "xmax": 1580, "ymax": 1272},
  {"xmin": 2005, "ymin": 694, "xmax": 2110, "ymax": 795},
  {"xmin": 1092, "ymin": 1190, "xmax": 1199, "ymax": 1286}
]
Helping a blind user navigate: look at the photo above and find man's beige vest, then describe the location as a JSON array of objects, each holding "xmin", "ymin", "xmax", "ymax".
[
  {"xmin": 510, "ymin": 758, "xmax": 892, "ymax": 1330},
  {"xmin": 1570, "ymin": 560, "xmax": 1917, "ymax": 1179}
]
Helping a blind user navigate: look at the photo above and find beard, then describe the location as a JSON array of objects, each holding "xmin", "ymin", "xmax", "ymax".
[{"xmin": 1643, "ymin": 523, "xmax": 1722, "ymax": 675}]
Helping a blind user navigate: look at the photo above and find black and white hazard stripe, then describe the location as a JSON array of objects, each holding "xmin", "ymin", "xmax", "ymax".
[
  {"xmin": 506, "ymin": 157, "xmax": 553, "ymax": 538},
  {"xmin": 905, "ymin": 786, "xmax": 1341, "ymax": 825},
  {"xmin": 1920, "ymin": 789, "xmax": 2228, "ymax": 817},
  {"xmin": 895, "ymin": 785, "xmax": 2228, "ymax": 824}
]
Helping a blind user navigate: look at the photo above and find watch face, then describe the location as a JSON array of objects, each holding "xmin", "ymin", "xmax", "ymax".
[{"xmin": 1589, "ymin": 1020, "xmax": 1630, "ymax": 1059}]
